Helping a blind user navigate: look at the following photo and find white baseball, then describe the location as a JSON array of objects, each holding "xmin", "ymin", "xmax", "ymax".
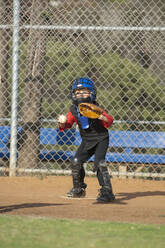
[{"xmin": 58, "ymin": 114, "xmax": 67, "ymax": 123}]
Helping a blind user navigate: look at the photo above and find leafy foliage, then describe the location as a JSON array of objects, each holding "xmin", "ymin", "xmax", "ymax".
[
  {"xmin": 14, "ymin": 39, "xmax": 165, "ymax": 131},
  {"xmin": 42, "ymin": 40, "xmax": 164, "ymax": 130}
]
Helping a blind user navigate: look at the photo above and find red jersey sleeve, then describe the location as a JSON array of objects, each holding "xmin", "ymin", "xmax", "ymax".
[
  {"xmin": 59, "ymin": 111, "xmax": 77, "ymax": 132},
  {"xmin": 99, "ymin": 110, "xmax": 114, "ymax": 128}
]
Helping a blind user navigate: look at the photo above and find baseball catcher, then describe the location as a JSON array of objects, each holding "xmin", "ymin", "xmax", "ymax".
[{"xmin": 58, "ymin": 77, "xmax": 115, "ymax": 203}]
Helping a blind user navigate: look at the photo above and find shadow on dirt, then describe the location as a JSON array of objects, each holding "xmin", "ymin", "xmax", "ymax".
[
  {"xmin": 0, "ymin": 202, "xmax": 71, "ymax": 213},
  {"xmin": 114, "ymin": 191, "xmax": 165, "ymax": 204},
  {"xmin": 93, "ymin": 191, "xmax": 165, "ymax": 205}
]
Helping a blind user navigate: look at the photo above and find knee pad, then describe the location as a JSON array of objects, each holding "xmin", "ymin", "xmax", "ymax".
[
  {"xmin": 94, "ymin": 160, "xmax": 107, "ymax": 172},
  {"xmin": 71, "ymin": 157, "xmax": 84, "ymax": 177},
  {"xmin": 72, "ymin": 157, "xmax": 82, "ymax": 170},
  {"xmin": 98, "ymin": 160, "xmax": 109, "ymax": 173}
]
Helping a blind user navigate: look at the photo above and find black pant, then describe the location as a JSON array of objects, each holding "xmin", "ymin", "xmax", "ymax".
[
  {"xmin": 73, "ymin": 137, "xmax": 109, "ymax": 186},
  {"xmin": 74, "ymin": 137, "xmax": 109, "ymax": 168}
]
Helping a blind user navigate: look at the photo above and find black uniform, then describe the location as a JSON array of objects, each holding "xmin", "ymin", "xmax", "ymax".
[{"xmin": 70, "ymin": 104, "xmax": 113, "ymax": 194}]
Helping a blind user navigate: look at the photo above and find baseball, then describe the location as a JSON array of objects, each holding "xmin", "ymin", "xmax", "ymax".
[{"xmin": 58, "ymin": 114, "xmax": 67, "ymax": 123}]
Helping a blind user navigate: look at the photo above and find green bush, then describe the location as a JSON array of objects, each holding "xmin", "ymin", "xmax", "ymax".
[{"xmin": 11, "ymin": 39, "xmax": 165, "ymax": 131}]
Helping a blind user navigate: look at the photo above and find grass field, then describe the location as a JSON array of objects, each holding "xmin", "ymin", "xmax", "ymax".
[{"xmin": 0, "ymin": 215, "xmax": 165, "ymax": 248}]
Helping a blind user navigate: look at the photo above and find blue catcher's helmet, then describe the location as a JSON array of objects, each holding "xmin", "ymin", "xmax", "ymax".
[{"xmin": 72, "ymin": 77, "xmax": 97, "ymax": 105}]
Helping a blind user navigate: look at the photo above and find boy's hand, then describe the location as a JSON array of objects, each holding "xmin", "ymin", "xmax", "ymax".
[
  {"xmin": 58, "ymin": 115, "xmax": 67, "ymax": 128},
  {"xmin": 98, "ymin": 114, "xmax": 108, "ymax": 123}
]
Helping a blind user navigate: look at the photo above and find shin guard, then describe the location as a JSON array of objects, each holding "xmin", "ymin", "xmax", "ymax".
[
  {"xmin": 71, "ymin": 157, "xmax": 82, "ymax": 189},
  {"xmin": 97, "ymin": 161, "xmax": 112, "ymax": 191}
]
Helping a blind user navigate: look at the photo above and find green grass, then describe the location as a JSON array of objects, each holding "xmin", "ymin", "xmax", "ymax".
[{"xmin": 0, "ymin": 215, "xmax": 165, "ymax": 248}]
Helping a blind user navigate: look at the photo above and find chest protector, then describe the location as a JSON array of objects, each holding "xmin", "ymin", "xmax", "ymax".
[{"xmin": 70, "ymin": 104, "xmax": 109, "ymax": 144}]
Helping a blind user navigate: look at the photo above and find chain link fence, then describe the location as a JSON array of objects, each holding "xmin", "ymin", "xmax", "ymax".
[{"xmin": 0, "ymin": 0, "xmax": 165, "ymax": 179}]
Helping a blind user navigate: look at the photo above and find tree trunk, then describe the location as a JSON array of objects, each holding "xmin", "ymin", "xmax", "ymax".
[
  {"xmin": 0, "ymin": 0, "xmax": 11, "ymax": 168},
  {"xmin": 0, "ymin": 0, "xmax": 10, "ymax": 125},
  {"xmin": 17, "ymin": 0, "xmax": 48, "ymax": 170}
]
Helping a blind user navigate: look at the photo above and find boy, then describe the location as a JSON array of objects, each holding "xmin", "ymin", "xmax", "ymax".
[{"xmin": 58, "ymin": 77, "xmax": 115, "ymax": 202}]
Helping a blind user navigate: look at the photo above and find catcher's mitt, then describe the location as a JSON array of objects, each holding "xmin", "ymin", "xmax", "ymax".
[{"xmin": 78, "ymin": 103, "xmax": 103, "ymax": 119}]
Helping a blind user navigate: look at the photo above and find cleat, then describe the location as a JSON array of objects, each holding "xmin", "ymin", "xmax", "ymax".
[
  {"xmin": 96, "ymin": 188, "xmax": 115, "ymax": 203},
  {"xmin": 80, "ymin": 183, "xmax": 87, "ymax": 190},
  {"xmin": 67, "ymin": 187, "xmax": 86, "ymax": 198}
]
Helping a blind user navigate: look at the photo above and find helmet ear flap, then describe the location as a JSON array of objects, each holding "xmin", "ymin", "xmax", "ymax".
[{"xmin": 90, "ymin": 88, "xmax": 96, "ymax": 102}]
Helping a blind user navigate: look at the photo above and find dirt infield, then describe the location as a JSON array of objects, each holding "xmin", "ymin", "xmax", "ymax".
[{"xmin": 0, "ymin": 176, "xmax": 165, "ymax": 224}]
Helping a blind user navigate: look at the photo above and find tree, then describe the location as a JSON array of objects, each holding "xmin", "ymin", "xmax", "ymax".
[
  {"xmin": 0, "ymin": 0, "xmax": 11, "ymax": 125},
  {"xmin": 17, "ymin": 0, "xmax": 48, "ymax": 171},
  {"xmin": 0, "ymin": 0, "xmax": 11, "ymax": 169}
]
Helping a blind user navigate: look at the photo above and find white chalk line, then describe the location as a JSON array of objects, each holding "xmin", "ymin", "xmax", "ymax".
[{"xmin": 60, "ymin": 196, "xmax": 96, "ymax": 200}]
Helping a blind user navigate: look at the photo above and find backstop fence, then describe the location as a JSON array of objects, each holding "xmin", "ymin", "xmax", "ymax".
[{"xmin": 0, "ymin": 0, "xmax": 165, "ymax": 179}]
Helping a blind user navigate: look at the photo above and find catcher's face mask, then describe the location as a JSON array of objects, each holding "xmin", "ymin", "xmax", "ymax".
[
  {"xmin": 73, "ymin": 88, "xmax": 91, "ymax": 105},
  {"xmin": 74, "ymin": 89, "xmax": 90, "ymax": 99}
]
